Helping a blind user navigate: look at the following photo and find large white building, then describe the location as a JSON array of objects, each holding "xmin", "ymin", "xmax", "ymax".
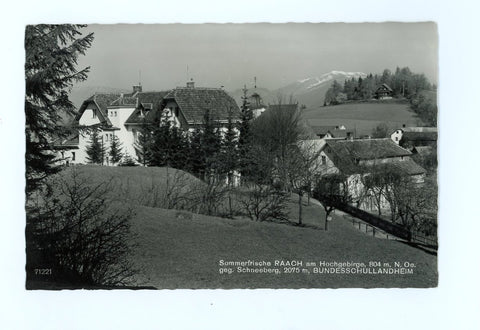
[{"xmin": 55, "ymin": 82, "xmax": 241, "ymax": 166}]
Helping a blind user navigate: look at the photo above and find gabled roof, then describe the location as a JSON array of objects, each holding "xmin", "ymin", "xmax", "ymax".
[
  {"xmin": 377, "ymin": 83, "xmax": 393, "ymax": 92},
  {"xmin": 75, "ymin": 93, "xmax": 120, "ymax": 127},
  {"xmin": 323, "ymin": 138, "xmax": 413, "ymax": 174},
  {"xmin": 326, "ymin": 138, "xmax": 412, "ymax": 160},
  {"xmin": 162, "ymin": 87, "xmax": 240, "ymax": 124},
  {"xmin": 372, "ymin": 158, "xmax": 426, "ymax": 176},
  {"xmin": 110, "ymin": 96, "xmax": 137, "ymax": 106},
  {"xmin": 124, "ymin": 91, "xmax": 170, "ymax": 125},
  {"xmin": 310, "ymin": 125, "xmax": 338, "ymax": 136}
]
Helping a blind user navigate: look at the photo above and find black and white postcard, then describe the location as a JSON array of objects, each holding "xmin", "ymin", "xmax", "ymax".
[{"xmin": 24, "ymin": 23, "xmax": 438, "ymax": 290}]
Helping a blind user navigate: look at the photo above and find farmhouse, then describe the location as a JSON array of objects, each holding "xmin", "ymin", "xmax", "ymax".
[
  {"xmin": 374, "ymin": 83, "xmax": 393, "ymax": 99},
  {"xmin": 55, "ymin": 82, "xmax": 241, "ymax": 165},
  {"xmin": 313, "ymin": 138, "xmax": 426, "ymax": 211}
]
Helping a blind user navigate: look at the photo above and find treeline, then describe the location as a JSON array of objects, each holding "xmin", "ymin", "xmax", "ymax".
[
  {"xmin": 136, "ymin": 108, "xmax": 239, "ymax": 184},
  {"xmin": 324, "ymin": 67, "xmax": 434, "ymax": 105}
]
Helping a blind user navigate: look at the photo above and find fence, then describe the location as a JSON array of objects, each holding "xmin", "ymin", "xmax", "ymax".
[
  {"xmin": 324, "ymin": 198, "xmax": 412, "ymax": 241},
  {"xmin": 329, "ymin": 198, "xmax": 438, "ymax": 250}
]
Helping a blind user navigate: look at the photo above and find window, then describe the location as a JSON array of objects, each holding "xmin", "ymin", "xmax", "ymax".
[
  {"xmin": 72, "ymin": 152, "xmax": 76, "ymax": 161},
  {"xmin": 175, "ymin": 107, "xmax": 179, "ymax": 117},
  {"xmin": 395, "ymin": 137, "xmax": 399, "ymax": 141},
  {"xmin": 321, "ymin": 155, "xmax": 326, "ymax": 164},
  {"xmin": 92, "ymin": 110, "xmax": 97, "ymax": 119}
]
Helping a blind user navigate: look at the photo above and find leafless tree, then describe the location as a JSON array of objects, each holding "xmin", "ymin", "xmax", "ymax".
[{"xmin": 26, "ymin": 168, "xmax": 137, "ymax": 288}]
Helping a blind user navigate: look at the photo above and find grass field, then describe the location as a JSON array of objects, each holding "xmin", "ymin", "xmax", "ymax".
[
  {"xmin": 304, "ymin": 102, "xmax": 423, "ymax": 136},
  {"xmin": 127, "ymin": 188, "xmax": 437, "ymax": 289},
  {"xmin": 54, "ymin": 166, "xmax": 437, "ymax": 288}
]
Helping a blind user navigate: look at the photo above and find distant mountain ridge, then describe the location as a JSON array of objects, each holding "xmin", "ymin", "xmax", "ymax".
[
  {"xmin": 68, "ymin": 71, "xmax": 367, "ymax": 113},
  {"xmin": 276, "ymin": 71, "xmax": 367, "ymax": 108},
  {"xmin": 229, "ymin": 71, "xmax": 367, "ymax": 109}
]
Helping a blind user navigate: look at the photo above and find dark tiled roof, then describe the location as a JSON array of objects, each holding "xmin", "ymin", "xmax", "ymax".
[
  {"xmin": 110, "ymin": 96, "xmax": 137, "ymax": 106},
  {"xmin": 323, "ymin": 139, "xmax": 425, "ymax": 176},
  {"xmin": 376, "ymin": 158, "xmax": 426, "ymax": 176},
  {"xmin": 323, "ymin": 138, "xmax": 412, "ymax": 174},
  {"xmin": 310, "ymin": 125, "xmax": 338, "ymax": 135},
  {"xmin": 377, "ymin": 83, "xmax": 393, "ymax": 92},
  {"xmin": 327, "ymin": 138, "xmax": 411, "ymax": 160},
  {"xmin": 162, "ymin": 87, "xmax": 240, "ymax": 124},
  {"xmin": 75, "ymin": 93, "xmax": 121, "ymax": 126},
  {"xmin": 124, "ymin": 91, "xmax": 170, "ymax": 125}
]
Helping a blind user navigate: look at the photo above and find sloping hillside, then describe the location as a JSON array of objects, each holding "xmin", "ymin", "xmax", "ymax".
[
  {"xmin": 304, "ymin": 102, "xmax": 423, "ymax": 136},
  {"xmin": 131, "ymin": 203, "xmax": 437, "ymax": 289},
  {"xmin": 53, "ymin": 165, "xmax": 436, "ymax": 288}
]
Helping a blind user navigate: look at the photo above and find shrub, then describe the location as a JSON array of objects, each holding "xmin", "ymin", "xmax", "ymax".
[
  {"xmin": 237, "ymin": 183, "xmax": 289, "ymax": 222},
  {"xmin": 26, "ymin": 168, "xmax": 137, "ymax": 288}
]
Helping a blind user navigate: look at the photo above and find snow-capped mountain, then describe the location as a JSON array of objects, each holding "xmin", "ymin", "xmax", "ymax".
[
  {"xmin": 275, "ymin": 71, "xmax": 367, "ymax": 108},
  {"xmin": 277, "ymin": 71, "xmax": 367, "ymax": 96}
]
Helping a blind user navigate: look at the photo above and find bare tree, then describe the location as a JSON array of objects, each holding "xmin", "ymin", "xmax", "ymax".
[
  {"xmin": 237, "ymin": 183, "xmax": 289, "ymax": 222},
  {"xmin": 313, "ymin": 174, "xmax": 352, "ymax": 231},
  {"xmin": 26, "ymin": 168, "xmax": 137, "ymax": 288}
]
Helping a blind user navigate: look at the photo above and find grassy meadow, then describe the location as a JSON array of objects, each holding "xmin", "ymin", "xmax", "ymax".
[
  {"xmin": 56, "ymin": 166, "xmax": 437, "ymax": 289},
  {"xmin": 304, "ymin": 102, "xmax": 422, "ymax": 136}
]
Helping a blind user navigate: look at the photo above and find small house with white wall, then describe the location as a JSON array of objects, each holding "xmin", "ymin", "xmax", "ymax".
[{"xmin": 309, "ymin": 138, "xmax": 426, "ymax": 211}]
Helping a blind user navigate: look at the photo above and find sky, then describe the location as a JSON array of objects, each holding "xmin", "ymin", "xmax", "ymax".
[{"xmin": 77, "ymin": 22, "xmax": 438, "ymax": 92}]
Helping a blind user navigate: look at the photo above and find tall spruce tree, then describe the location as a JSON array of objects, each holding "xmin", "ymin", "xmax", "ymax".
[
  {"xmin": 188, "ymin": 125, "xmax": 206, "ymax": 178},
  {"xmin": 150, "ymin": 120, "xmax": 189, "ymax": 169},
  {"xmin": 217, "ymin": 109, "xmax": 239, "ymax": 185},
  {"xmin": 238, "ymin": 85, "xmax": 253, "ymax": 180},
  {"xmin": 86, "ymin": 129, "xmax": 105, "ymax": 164},
  {"xmin": 25, "ymin": 24, "xmax": 94, "ymax": 193},
  {"xmin": 137, "ymin": 119, "xmax": 152, "ymax": 166},
  {"xmin": 202, "ymin": 108, "xmax": 222, "ymax": 179},
  {"xmin": 109, "ymin": 135, "xmax": 124, "ymax": 164}
]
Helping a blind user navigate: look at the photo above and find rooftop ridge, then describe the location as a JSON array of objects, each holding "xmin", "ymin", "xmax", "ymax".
[{"xmin": 174, "ymin": 86, "xmax": 224, "ymax": 91}]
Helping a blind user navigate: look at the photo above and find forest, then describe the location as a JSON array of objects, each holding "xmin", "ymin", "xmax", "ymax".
[{"xmin": 324, "ymin": 67, "xmax": 437, "ymax": 126}]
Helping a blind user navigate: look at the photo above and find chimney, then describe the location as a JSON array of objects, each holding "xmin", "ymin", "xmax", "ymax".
[
  {"xmin": 186, "ymin": 80, "xmax": 195, "ymax": 89},
  {"xmin": 133, "ymin": 84, "xmax": 142, "ymax": 93}
]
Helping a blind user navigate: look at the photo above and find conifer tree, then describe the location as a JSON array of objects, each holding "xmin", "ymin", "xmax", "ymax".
[
  {"xmin": 86, "ymin": 129, "xmax": 105, "ymax": 164},
  {"xmin": 188, "ymin": 125, "xmax": 206, "ymax": 178},
  {"xmin": 137, "ymin": 119, "xmax": 153, "ymax": 166},
  {"xmin": 237, "ymin": 85, "xmax": 254, "ymax": 181},
  {"xmin": 25, "ymin": 24, "xmax": 94, "ymax": 192},
  {"xmin": 202, "ymin": 108, "xmax": 222, "ymax": 179},
  {"xmin": 109, "ymin": 135, "xmax": 124, "ymax": 164},
  {"xmin": 217, "ymin": 109, "xmax": 239, "ymax": 185},
  {"xmin": 150, "ymin": 119, "xmax": 189, "ymax": 169}
]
